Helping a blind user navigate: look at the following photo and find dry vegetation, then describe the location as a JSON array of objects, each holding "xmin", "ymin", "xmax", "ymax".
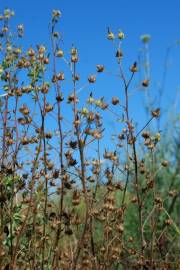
[{"xmin": 0, "ymin": 9, "xmax": 179, "ymax": 270}]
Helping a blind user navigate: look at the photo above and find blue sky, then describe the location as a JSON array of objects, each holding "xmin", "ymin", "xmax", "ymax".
[{"xmin": 0, "ymin": 0, "xmax": 180, "ymax": 131}]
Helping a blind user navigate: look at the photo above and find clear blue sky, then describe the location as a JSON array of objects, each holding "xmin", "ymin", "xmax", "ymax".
[{"xmin": 1, "ymin": 0, "xmax": 180, "ymax": 129}]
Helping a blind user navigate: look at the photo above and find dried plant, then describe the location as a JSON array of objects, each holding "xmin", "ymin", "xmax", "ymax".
[{"xmin": 0, "ymin": 8, "xmax": 179, "ymax": 270}]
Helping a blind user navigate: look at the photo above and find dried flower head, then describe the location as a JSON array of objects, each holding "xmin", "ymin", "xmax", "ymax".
[
  {"xmin": 151, "ymin": 108, "xmax": 160, "ymax": 118},
  {"xmin": 52, "ymin": 10, "xmax": 61, "ymax": 18},
  {"xmin": 112, "ymin": 97, "xmax": 120, "ymax": 105},
  {"xmin": 96, "ymin": 65, "xmax": 105, "ymax": 72},
  {"xmin": 56, "ymin": 49, "xmax": 64, "ymax": 57},
  {"xmin": 142, "ymin": 79, "xmax": 149, "ymax": 87},
  {"xmin": 88, "ymin": 75, "xmax": 96, "ymax": 83},
  {"xmin": 141, "ymin": 34, "xmax": 151, "ymax": 43},
  {"xmin": 116, "ymin": 49, "xmax": 123, "ymax": 58},
  {"xmin": 118, "ymin": 30, "xmax": 125, "ymax": 39},
  {"xmin": 130, "ymin": 62, "xmax": 138, "ymax": 73},
  {"xmin": 107, "ymin": 28, "xmax": 115, "ymax": 40}
]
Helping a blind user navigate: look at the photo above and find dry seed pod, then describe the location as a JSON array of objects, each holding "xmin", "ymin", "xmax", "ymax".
[
  {"xmin": 43, "ymin": 57, "xmax": 49, "ymax": 64},
  {"xmin": 165, "ymin": 219, "xmax": 172, "ymax": 226},
  {"xmin": 147, "ymin": 143, "xmax": 154, "ymax": 150},
  {"xmin": 116, "ymin": 224, "xmax": 124, "ymax": 233},
  {"xmin": 88, "ymin": 176, "xmax": 95, "ymax": 183},
  {"xmin": 154, "ymin": 196, "xmax": 162, "ymax": 204},
  {"xmin": 45, "ymin": 104, "xmax": 53, "ymax": 113},
  {"xmin": 52, "ymin": 74, "xmax": 58, "ymax": 83},
  {"xmin": 69, "ymin": 140, "xmax": 77, "ymax": 149},
  {"xmin": 18, "ymin": 117, "xmax": 25, "ymax": 125},
  {"xmin": 118, "ymin": 30, "xmax": 125, "ymax": 39},
  {"xmin": 27, "ymin": 47, "xmax": 35, "ymax": 57},
  {"xmin": 45, "ymin": 132, "xmax": 52, "ymax": 139},
  {"xmin": 155, "ymin": 132, "xmax": 161, "ymax": 142},
  {"xmin": 56, "ymin": 49, "xmax": 64, "ymax": 57},
  {"xmin": 142, "ymin": 79, "xmax": 149, "ymax": 87},
  {"xmin": 72, "ymin": 190, "xmax": 80, "ymax": 206},
  {"xmin": 107, "ymin": 29, "xmax": 115, "ymax": 40},
  {"xmin": 151, "ymin": 108, "xmax": 160, "ymax": 118},
  {"xmin": 93, "ymin": 130, "xmax": 102, "ymax": 139},
  {"xmin": 168, "ymin": 190, "xmax": 177, "ymax": 197},
  {"xmin": 142, "ymin": 131, "xmax": 150, "ymax": 139},
  {"xmin": 130, "ymin": 62, "xmax": 138, "ymax": 73},
  {"xmin": 47, "ymin": 162, "xmax": 54, "ymax": 170},
  {"xmin": 84, "ymin": 128, "xmax": 92, "ymax": 135},
  {"xmin": 2, "ymin": 26, "xmax": 9, "ymax": 33},
  {"xmin": 100, "ymin": 102, "xmax": 108, "ymax": 110},
  {"xmin": 35, "ymin": 127, "xmax": 42, "ymax": 134},
  {"xmin": 74, "ymin": 118, "xmax": 81, "ymax": 127},
  {"xmin": 71, "ymin": 55, "xmax": 78, "ymax": 63},
  {"xmin": 67, "ymin": 94, "xmax": 79, "ymax": 104},
  {"xmin": 139, "ymin": 162, "xmax": 146, "ymax": 174},
  {"xmin": 65, "ymin": 150, "xmax": 73, "ymax": 159},
  {"xmin": 161, "ymin": 160, "xmax": 168, "ymax": 167},
  {"xmin": 21, "ymin": 86, "xmax": 32, "ymax": 93},
  {"xmin": 24, "ymin": 60, "xmax": 31, "ymax": 68},
  {"xmin": 17, "ymin": 59, "xmax": 24, "ymax": 68},
  {"xmin": 41, "ymin": 83, "xmax": 49, "ymax": 94},
  {"xmin": 71, "ymin": 47, "xmax": 78, "ymax": 56},
  {"xmin": 38, "ymin": 45, "xmax": 46, "ymax": 54},
  {"xmin": 56, "ymin": 95, "xmax": 64, "ymax": 102},
  {"xmin": 6, "ymin": 138, "xmax": 14, "ymax": 145},
  {"xmin": 73, "ymin": 74, "xmax": 80, "ymax": 81},
  {"xmin": 144, "ymin": 138, "xmax": 151, "ymax": 146},
  {"xmin": 128, "ymin": 236, "xmax": 134, "ymax": 242},
  {"xmin": 53, "ymin": 32, "xmax": 59, "ymax": 38},
  {"xmin": 28, "ymin": 136, "xmax": 35, "ymax": 143},
  {"xmin": 112, "ymin": 97, "xmax": 120, "ymax": 105},
  {"xmin": 87, "ymin": 112, "xmax": 95, "ymax": 122},
  {"xmin": 118, "ymin": 133, "xmax": 125, "ymax": 140},
  {"xmin": 128, "ymin": 248, "xmax": 136, "ymax": 255},
  {"xmin": 116, "ymin": 49, "xmax": 123, "ymax": 58},
  {"xmin": 68, "ymin": 158, "xmax": 77, "ymax": 166},
  {"xmin": 19, "ymin": 104, "xmax": 30, "ymax": 115},
  {"xmin": 103, "ymin": 150, "xmax": 113, "ymax": 159},
  {"xmin": 96, "ymin": 64, "xmax": 104, "ymax": 72},
  {"xmin": 21, "ymin": 137, "xmax": 29, "ymax": 145},
  {"xmin": 88, "ymin": 75, "xmax": 96, "ymax": 83},
  {"xmin": 65, "ymin": 227, "xmax": 73, "ymax": 235},
  {"xmin": 147, "ymin": 179, "xmax": 154, "ymax": 189},
  {"xmin": 53, "ymin": 169, "xmax": 59, "ymax": 179},
  {"xmin": 115, "ymin": 182, "xmax": 123, "ymax": 190},
  {"xmin": 15, "ymin": 89, "xmax": 22, "ymax": 96},
  {"xmin": 57, "ymin": 72, "xmax": 65, "ymax": 80},
  {"xmin": 131, "ymin": 196, "xmax": 138, "ymax": 203}
]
